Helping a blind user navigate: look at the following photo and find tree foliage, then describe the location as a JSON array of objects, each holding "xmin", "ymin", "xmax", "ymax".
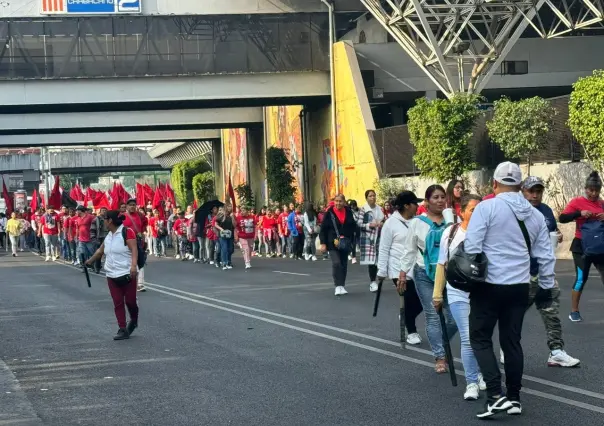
[
  {"xmin": 170, "ymin": 159, "xmax": 212, "ymax": 207},
  {"xmin": 266, "ymin": 147, "xmax": 296, "ymax": 206},
  {"xmin": 374, "ymin": 177, "xmax": 416, "ymax": 203},
  {"xmin": 568, "ymin": 70, "xmax": 604, "ymax": 171},
  {"xmin": 407, "ymin": 94, "xmax": 482, "ymax": 181},
  {"xmin": 487, "ymin": 96, "xmax": 556, "ymax": 173},
  {"xmin": 235, "ymin": 183, "xmax": 255, "ymax": 209},
  {"xmin": 192, "ymin": 171, "xmax": 215, "ymax": 204}
]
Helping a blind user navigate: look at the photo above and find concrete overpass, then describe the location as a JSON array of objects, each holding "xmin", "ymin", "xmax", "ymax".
[{"xmin": 0, "ymin": 149, "xmax": 164, "ymax": 174}]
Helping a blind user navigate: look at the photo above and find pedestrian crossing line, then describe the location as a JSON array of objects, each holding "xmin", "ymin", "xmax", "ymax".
[
  {"xmin": 143, "ymin": 281, "xmax": 604, "ymax": 403},
  {"xmin": 143, "ymin": 284, "xmax": 604, "ymax": 415}
]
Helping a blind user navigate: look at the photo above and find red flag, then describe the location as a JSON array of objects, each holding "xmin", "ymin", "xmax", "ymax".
[
  {"xmin": 48, "ymin": 176, "xmax": 62, "ymax": 209},
  {"xmin": 109, "ymin": 185, "xmax": 119, "ymax": 210},
  {"xmin": 82, "ymin": 188, "xmax": 90, "ymax": 209},
  {"xmin": 143, "ymin": 184, "xmax": 154, "ymax": 206},
  {"xmin": 165, "ymin": 183, "xmax": 176, "ymax": 205},
  {"xmin": 135, "ymin": 183, "xmax": 144, "ymax": 207},
  {"xmin": 93, "ymin": 192, "xmax": 110, "ymax": 210},
  {"xmin": 2, "ymin": 178, "xmax": 13, "ymax": 215},
  {"xmin": 193, "ymin": 199, "xmax": 198, "ymax": 209},
  {"xmin": 227, "ymin": 176, "xmax": 237, "ymax": 212},
  {"xmin": 30, "ymin": 188, "xmax": 39, "ymax": 213}
]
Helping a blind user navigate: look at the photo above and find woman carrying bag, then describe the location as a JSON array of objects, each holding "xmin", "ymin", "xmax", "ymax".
[
  {"xmin": 358, "ymin": 189, "xmax": 385, "ymax": 293},
  {"xmin": 87, "ymin": 210, "xmax": 139, "ymax": 341},
  {"xmin": 320, "ymin": 194, "xmax": 357, "ymax": 296}
]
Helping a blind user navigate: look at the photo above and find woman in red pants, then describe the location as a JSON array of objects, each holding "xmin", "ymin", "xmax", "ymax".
[{"xmin": 87, "ymin": 210, "xmax": 139, "ymax": 341}]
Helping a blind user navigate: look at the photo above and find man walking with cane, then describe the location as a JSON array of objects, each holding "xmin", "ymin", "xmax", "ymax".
[{"xmin": 465, "ymin": 162, "xmax": 555, "ymax": 418}]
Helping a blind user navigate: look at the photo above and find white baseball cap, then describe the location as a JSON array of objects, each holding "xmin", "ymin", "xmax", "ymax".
[{"xmin": 494, "ymin": 161, "xmax": 522, "ymax": 186}]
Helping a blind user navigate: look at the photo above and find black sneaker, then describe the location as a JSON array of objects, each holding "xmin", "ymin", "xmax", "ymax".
[
  {"xmin": 476, "ymin": 396, "xmax": 513, "ymax": 419},
  {"xmin": 507, "ymin": 400, "xmax": 522, "ymax": 415},
  {"xmin": 126, "ymin": 321, "xmax": 138, "ymax": 336},
  {"xmin": 113, "ymin": 328, "xmax": 130, "ymax": 340}
]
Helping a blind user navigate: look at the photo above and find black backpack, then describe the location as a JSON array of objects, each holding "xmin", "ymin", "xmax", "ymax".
[{"xmin": 121, "ymin": 226, "xmax": 147, "ymax": 269}]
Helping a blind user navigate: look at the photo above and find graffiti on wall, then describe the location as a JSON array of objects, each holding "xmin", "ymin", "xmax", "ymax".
[
  {"xmin": 267, "ymin": 105, "xmax": 304, "ymax": 202},
  {"xmin": 222, "ymin": 128, "xmax": 248, "ymax": 200}
]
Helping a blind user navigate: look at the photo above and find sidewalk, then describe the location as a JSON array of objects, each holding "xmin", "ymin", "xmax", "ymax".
[{"xmin": 0, "ymin": 359, "xmax": 42, "ymax": 425}]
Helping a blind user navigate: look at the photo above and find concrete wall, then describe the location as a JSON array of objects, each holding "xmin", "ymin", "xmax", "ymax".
[
  {"xmin": 247, "ymin": 128, "xmax": 267, "ymax": 208},
  {"xmin": 49, "ymin": 149, "xmax": 160, "ymax": 172},
  {"xmin": 346, "ymin": 17, "xmax": 604, "ymax": 93},
  {"xmin": 1, "ymin": 0, "xmax": 361, "ymax": 17},
  {"xmin": 0, "ymin": 154, "xmax": 40, "ymax": 172}
]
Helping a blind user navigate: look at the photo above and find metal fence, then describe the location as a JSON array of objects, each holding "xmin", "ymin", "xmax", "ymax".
[
  {"xmin": 372, "ymin": 95, "xmax": 582, "ymax": 176},
  {"xmin": 0, "ymin": 14, "xmax": 330, "ymax": 79}
]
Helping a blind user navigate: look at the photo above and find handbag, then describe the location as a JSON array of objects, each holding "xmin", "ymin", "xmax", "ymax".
[
  {"xmin": 330, "ymin": 211, "xmax": 352, "ymax": 252},
  {"xmin": 220, "ymin": 229, "xmax": 232, "ymax": 239},
  {"xmin": 112, "ymin": 274, "xmax": 132, "ymax": 288}
]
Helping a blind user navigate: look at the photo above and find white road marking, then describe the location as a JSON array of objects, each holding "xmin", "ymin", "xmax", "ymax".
[
  {"xmin": 143, "ymin": 281, "xmax": 604, "ymax": 402},
  {"xmin": 144, "ymin": 284, "xmax": 604, "ymax": 414},
  {"xmin": 272, "ymin": 271, "xmax": 310, "ymax": 276}
]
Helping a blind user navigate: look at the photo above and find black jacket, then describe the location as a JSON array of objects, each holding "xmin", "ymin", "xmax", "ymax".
[{"xmin": 319, "ymin": 207, "xmax": 357, "ymax": 251}]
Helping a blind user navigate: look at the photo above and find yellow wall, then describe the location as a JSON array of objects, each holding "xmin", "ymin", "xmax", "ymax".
[
  {"xmin": 333, "ymin": 40, "xmax": 380, "ymax": 203},
  {"xmin": 265, "ymin": 105, "xmax": 304, "ymax": 202}
]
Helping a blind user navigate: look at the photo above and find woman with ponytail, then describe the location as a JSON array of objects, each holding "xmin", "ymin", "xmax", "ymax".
[{"xmin": 559, "ymin": 171, "xmax": 604, "ymax": 322}]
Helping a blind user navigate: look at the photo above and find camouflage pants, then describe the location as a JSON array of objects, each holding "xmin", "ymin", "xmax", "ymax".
[{"xmin": 527, "ymin": 277, "xmax": 564, "ymax": 351}]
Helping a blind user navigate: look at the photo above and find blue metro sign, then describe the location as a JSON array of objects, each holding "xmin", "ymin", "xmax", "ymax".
[{"xmin": 41, "ymin": 0, "xmax": 142, "ymax": 14}]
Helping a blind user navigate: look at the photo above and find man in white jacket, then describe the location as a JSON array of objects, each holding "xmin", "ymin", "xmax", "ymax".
[{"xmin": 465, "ymin": 162, "xmax": 555, "ymax": 419}]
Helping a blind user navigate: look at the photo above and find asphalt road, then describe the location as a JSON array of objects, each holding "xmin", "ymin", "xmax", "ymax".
[{"xmin": 1, "ymin": 249, "xmax": 603, "ymax": 426}]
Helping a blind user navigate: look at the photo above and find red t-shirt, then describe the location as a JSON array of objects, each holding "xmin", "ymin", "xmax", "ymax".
[
  {"xmin": 41, "ymin": 212, "xmax": 60, "ymax": 235},
  {"xmin": 188, "ymin": 220, "xmax": 198, "ymax": 242},
  {"xmin": 278, "ymin": 213, "xmax": 290, "ymax": 236},
  {"xmin": 173, "ymin": 218, "xmax": 188, "ymax": 236},
  {"xmin": 68, "ymin": 215, "xmax": 78, "ymax": 241},
  {"xmin": 236, "ymin": 215, "xmax": 256, "ymax": 239},
  {"xmin": 148, "ymin": 217, "xmax": 158, "ymax": 238},
  {"xmin": 561, "ymin": 196, "xmax": 604, "ymax": 239},
  {"xmin": 122, "ymin": 212, "xmax": 148, "ymax": 235},
  {"xmin": 417, "ymin": 204, "xmax": 427, "ymax": 215},
  {"xmin": 77, "ymin": 214, "xmax": 95, "ymax": 242},
  {"xmin": 482, "ymin": 193, "xmax": 496, "ymax": 200},
  {"xmin": 62, "ymin": 214, "xmax": 71, "ymax": 236},
  {"xmin": 262, "ymin": 216, "xmax": 277, "ymax": 230}
]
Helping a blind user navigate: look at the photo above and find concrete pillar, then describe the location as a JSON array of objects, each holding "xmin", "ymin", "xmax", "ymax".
[
  {"xmin": 212, "ymin": 140, "xmax": 224, "ymax": 200},
  {"xmin": 425, "ymin": 90, "xmax": 438, "ymax": 100},
  {"xmin": 247, "ymin": 127, "xmax": 266, "ymax": 208}
]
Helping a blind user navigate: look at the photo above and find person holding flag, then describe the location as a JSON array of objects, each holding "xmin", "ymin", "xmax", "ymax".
[
  {"xmin": 122, "ymin": 198, "xmax": 148, "ymax": 292},
  {"xmin": 41, "ymin": 205, "xmax": 61, "ymax": 261}
]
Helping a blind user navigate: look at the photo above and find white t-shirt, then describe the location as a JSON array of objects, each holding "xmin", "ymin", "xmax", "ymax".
[{"xmin": 437, "ymin": 225, "xmax": 469, "ymax": 305}]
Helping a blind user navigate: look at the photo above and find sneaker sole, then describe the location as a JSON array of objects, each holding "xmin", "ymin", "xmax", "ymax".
[
  {"xmin": 568, "ymin": 314, "xmax": 583, "ymax": 322},
  {"xmin": 548, "ymin": 360, "xmax": 581, "ymax": 367},
  {"xmin": 464, "ymin": 395, "xmax": 479, "ymax": 401},
  {"xmin": 507, "ymin": 407, "xmax": 522, "ymax": 415}
]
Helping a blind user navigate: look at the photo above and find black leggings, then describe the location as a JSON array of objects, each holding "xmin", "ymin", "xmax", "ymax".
[
  {"xmin": 393, "ymin": 278, "xmax": 423, "ymax": 335},
  {"xmin": 368, "ymin": 265, "xmax": 378, "ymax": 282},
  {"xmin": 330, "ymin": 250, "xmax": 349, "ymax": 287},
  {"xmin": 571, "ymin": 238, "xmax": 604, "ymax": 292}
]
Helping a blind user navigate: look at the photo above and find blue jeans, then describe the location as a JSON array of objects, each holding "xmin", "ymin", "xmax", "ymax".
[
  {"xmin": 413, "ymin": 265, "xmax": 458, "ymax": 359},
  {"xmin": 220, "ymin": 238, "xmax": 233, "ymax": 266},
  {"xmin": 78, "ymin": 241, "xmax": 96, "ymax": 265},
  {"xmin": 449, "ymin": 301, "xmax": 480, "ymax": 385}
]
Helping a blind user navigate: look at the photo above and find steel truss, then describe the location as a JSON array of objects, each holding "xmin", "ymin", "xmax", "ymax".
[
  {"xmin": 523, "ymin": 0, "xmax": 604, "ymax": 38},
  {"xmin": 360, "ymin": 0, "xmax": 550, "ymax": 97}
]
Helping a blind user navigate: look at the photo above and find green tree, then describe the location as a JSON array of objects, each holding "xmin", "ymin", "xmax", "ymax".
[
  {"xmin": 192, "ymin": 171, "xmax": 215, "ymax": 204},
  {"xmin": 568, "ymin": 70, "xmax": 604, "ymax": 172},
  {"xmin": 487, "ymin": 96, "xmax": 556, "ymax": 175},
  {"xmin": 170, "ymin": 159, "xmax": 212, "ymax": 207},
  {"xmin": 266, "ymin": 147, "xmax": 296, "ymax": 205},
  {"xmin": 235, "ymin": 183, "xmax": 255, "ymax": 208},
  {"xmin": 407, "ymin": 94, "xmax": 483, "ymax": 181}
]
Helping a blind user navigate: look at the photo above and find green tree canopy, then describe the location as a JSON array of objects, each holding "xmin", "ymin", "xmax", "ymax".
[
  {"xmin": 170, "ymin": 159, "xmax": 212, "ymax": 207},
  {"xmin": 568, "ymin": 70, "xmax": 604, "ymax": 171},
  {"xmin": 407, "ymin": 94, "xmax": 482, "ymax": 181},
  {"xmin": 192, "ymin": 171, "xmax": 215, "ymax": 205},
  {"xmin": 266, "ymin": 147, "xmax": 296, "ymax": 206},
  {"xmin": 487, "ymin": 96, "xmax": 556, "ymax": 174}
]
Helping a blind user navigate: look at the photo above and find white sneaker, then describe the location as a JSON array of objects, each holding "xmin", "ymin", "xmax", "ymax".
[
  {"xmin": 209, "ymin": 261, "xmax": 214, "ymax": 265},
  {"xmin": 351, "ymin": 258, "xmax": 357, "ymax": 264},
  {"xmin": 478, "ymin": 374, "xmax": 487, "ymax": 391},
  {"xmin": 339, "ymin": 286, "xmax": 348, "ymax": 295},
  {"xmin": 311, "ymin": 256, "xmax": 317, "ymax": 261},
  {"xmin": 245, "ymin": 263, "xmax": 251, "ymax": 269},
  {"xmin": 464, "ymin": 383, "xmax": 480, "ymax": 401},
  {"xmin": 547, "ymin": 350, "xmax": 580, "ymax": 367},
  {"xmin": 289, "ymin": 254, "xmax": 294, "ymax": 259},
  {"xmin": 334, "ymin": 286, "xmax": 342, "ymax": 296},
  {"xmin": 500, "ymin": 349, "xmax": 505, "ymax": 364},
  {"xmin": 406, "ymin": 333, "xmax": 422, "ymax": 345},
  {"xmin": 369, "ymin": 282, "xmax": 379, "ymax": 292},
  {"xmin": 45, "ymin": 256, "xmax": 50, "ymax": 262},
  {"xmin": 226, "ymin": 265, "xmax": 233, "ymax": 270},
  {"xmin": 223, "ymin": 266, "xmax": 228, "ymax": 270},
  {"xmin": 282, "ymin": 254, "xmax": 287, "ymax": 258},
  {"xmin": 175, "ymin": 254, "xmax": 181, "ymax": 259}
]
